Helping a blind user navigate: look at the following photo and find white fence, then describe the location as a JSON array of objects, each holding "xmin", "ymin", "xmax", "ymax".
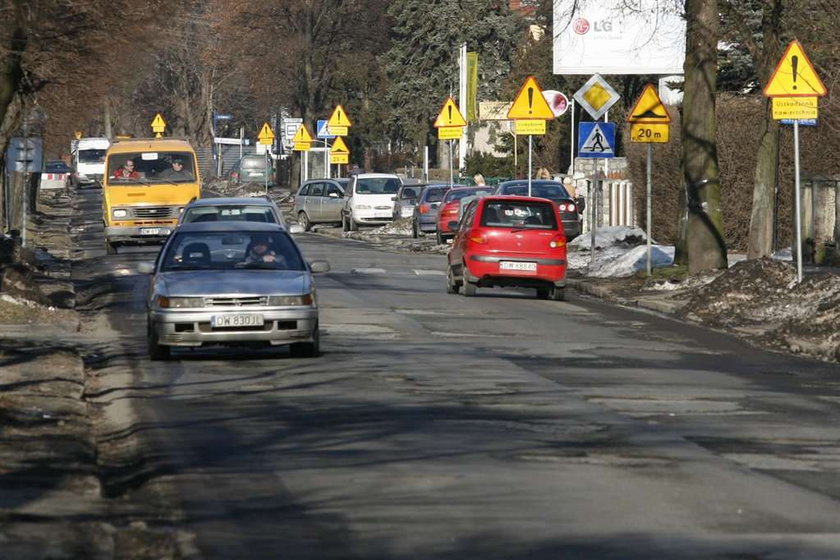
[{"xmin": 578, "ymin": 179, "xmax": 635, "ymax": 232}]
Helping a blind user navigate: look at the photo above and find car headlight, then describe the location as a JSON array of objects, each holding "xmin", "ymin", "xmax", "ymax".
[
  {"xmin": 113, "ymin": 209, "xmax": 129, "ymax": 218},
  {"xmin": 267, "ymin": 294, "xmax": 314, "ymax": 306},
  {"xmin": 355, "ymin": 204, "xmax": 371, "ymax": 210},
  {"xmin": 178, "ymin": 207, "xmax": 185, "ymax": 214},
  {"xmin": 156, "ymin": 296, "xmax": 205, "ymax": 308}
]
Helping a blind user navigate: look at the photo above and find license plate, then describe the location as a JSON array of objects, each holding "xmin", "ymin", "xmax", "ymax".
[
  {"xmin": 141, "ymin": 227, "xmax": 168, "ymax": 235},
  {"xmin": 500, "ymin": 261, "xmax": 537, "ymax": 272},
  {"xmin": 375, "ymin": 212, "xmax": 392, "ymax": 218},
  {"xmin": 212, "ymin": 314, "xmax": 265, "ymax": 328},
  {"xmin": 401, "ymin": 207, "xmax": 414, "ymax": 217}
]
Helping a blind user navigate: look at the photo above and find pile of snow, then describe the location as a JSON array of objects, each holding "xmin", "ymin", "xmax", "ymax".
[{"xmin": 568, "ymin": 226, "xmax": 674, "ymax": 278}]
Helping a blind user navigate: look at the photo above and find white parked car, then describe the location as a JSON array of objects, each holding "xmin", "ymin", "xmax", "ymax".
[{"xmin": 341, "ymin": 173, "xmax": 402, "ymax": 231}]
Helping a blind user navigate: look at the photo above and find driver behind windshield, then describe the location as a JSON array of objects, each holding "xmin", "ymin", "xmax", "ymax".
[{"xmin": 158, "ymin": 157, "xmax": 193, "ymax": 180}]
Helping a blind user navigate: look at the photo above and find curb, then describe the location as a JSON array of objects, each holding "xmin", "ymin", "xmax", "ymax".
[{"xmin": 566, "ymin": 277, "xmax": 686, "ymax": 316}]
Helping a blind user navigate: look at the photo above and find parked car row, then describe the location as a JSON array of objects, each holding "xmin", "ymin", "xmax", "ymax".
[{"xmin": 292, "ymin": 176, "xmax": 584, "ymax": 244}]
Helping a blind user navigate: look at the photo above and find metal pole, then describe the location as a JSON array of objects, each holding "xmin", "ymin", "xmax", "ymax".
[
  {"xmin": 448, "ymin": 140, "xmax": 453, "ymax": 187},
  {"xmin": 264, "ymin": 150, "xmax": 269, "ymax": 194},
  {"xmin": 22, "ymin": 122, "xmax": 28, "ymax": 248},
  {"xmin": 646, "ymin": 143, "xmax": 653, "ymax": 276},
  {"xmin": 459, "ymin": 43, "xmax": 468, "ymax": 175},
  {"xmin": 570, "ymin": 99, "xmax": 575, "ymax": 176},
  {"xmin": 527, "ymin": 135, "xmax": 532, "ymax": 196},
  {"xmin": 590, "ymin": 160, "xmax": 597, "ymax": 264},
  {"xmin": 324, "ymin": 140, "xmax": 330, "ymax": 179},
  {"xmin": 603, "ymin": 109, "xmax": 609, "ymax": 179},
  {"xmin": 794, "ymin": 121, "xmax": 803, "ymax": 283},
  {"xmin": 513, "ymin": 133, "xmax": 518, "ymax": 177},
  {"xmin": 423, "ymin": 146, "xmax": 429, "ymax": 181},
  {"xmin": 239, "ymin": 127, "xmax": 244, "ymax": 161}
]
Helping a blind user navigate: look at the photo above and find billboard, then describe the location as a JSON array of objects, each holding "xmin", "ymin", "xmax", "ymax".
[{"xmin": 553, "ymin": 0, "xmax": 686, "ymax": 75}]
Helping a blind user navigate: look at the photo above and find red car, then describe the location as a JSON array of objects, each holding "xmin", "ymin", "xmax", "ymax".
[
  {"xmin": 446, "ymin": 196, "xmax": 567, "ymax": 300},
  {"xmin": 435, "ymin": 186, "xmax": 494, "ymax": 244}
]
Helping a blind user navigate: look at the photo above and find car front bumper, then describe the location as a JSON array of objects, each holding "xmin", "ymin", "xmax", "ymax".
[
  {"xmin": 106, "ymin": 224, "xmax": 175, "ymax": 244},
  {"xmin": 149, "ymin": 306, "xmax": 319, "ymax": 347}
]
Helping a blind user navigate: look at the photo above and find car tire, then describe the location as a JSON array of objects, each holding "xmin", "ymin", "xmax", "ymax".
[
  {"xmin": 461, "ymin": 265, "xmax": 477, "ymax": 297},
  {"xmin": 446, "ymin": 266, "xmax": 460, "ymax": 294},
  {"xmin": 148, "ymin": 325, "xmax": 171, "ymax": 361},
  {"xmin": 550, "ymin": 286, "xmax": 566, "ymax": 301},
  {"xmin": 298, "ymin": 211, "xmax": 312, "ymax": 232},
  {"xmin": 536, "ymin": 287, "xmax": 550, "ymax": 299},
  {"xmin": 436, "ymin": 230, "xmax": 444, "ymax": 245},
  {"xmin": 106, "ymin": 241, "xmax": 117, "ymax": 255},
  {"xmin": 290, "ymin": 326, "xmax": 320, "ymax": 358},
  {"xmin": 412, "ymin": 221, "xmax": 419, "ymax": 239}
]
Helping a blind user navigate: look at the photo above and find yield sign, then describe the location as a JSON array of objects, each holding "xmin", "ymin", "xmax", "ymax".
[
  {"xmin": 627, "ymin": 84, "xmax": 671, "ymax": 123},
  {"xmin": 328, "ymin": 105, "xmax": 352, "ymax": 127},
  {"xmin": 434, "ymin": 97, "xmax": 467, "ymax": 127},
  {"xmin": 764, "ymin": 40, "xmax": 826, "ymax": 98},
  {"xmin": 331, "ymin": 136, "xmax": 349, "ymax": 154},
  {"xmin": 507, "ymin": 75, "xmax": 554, "ymax": 120},
  {"xmin": 578, "ymin": 122, "xmax": 615, "ymax": 158},
  {"xmin": 257, "ymin": 122, "xmax": 275, "ymax": 145},
  {"xmin": 292, "ymin": 124, "xmax": 313, "ymax": 144}
]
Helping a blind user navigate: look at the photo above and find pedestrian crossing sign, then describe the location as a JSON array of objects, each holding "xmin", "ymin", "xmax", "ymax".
[{"xmin": 577, "ymin": 122, "xmax": 615, "ymax": 158}]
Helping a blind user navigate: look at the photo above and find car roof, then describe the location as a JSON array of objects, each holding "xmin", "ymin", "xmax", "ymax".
[
  {"xmin": 354, "ymin": 173, "xmax": 401, "ymax": 179},
  {"xmin": 304, "ymin": 178, "xmax": 348, "ymax": 183},
  {"xmin": 498, "ymin": 180, "xmax": 564, "ymax": 187},
  {"xmin": 107, "ymin": 138, "xmax": 194, "ymax": 154},
  {"xmin": 176, "ymin": 222, "xmax": 287, "ymax": 234},
  {"xmin": 185, "ymin": 197, "xmax": 275, "ymax": 207},
  {"xmin": 479, "ymin": 195, "xmax": 558, "ymax": 205}
]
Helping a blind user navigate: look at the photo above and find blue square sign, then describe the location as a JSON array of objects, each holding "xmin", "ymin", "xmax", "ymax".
[
  {"xmin": 316, "ymin": 119, "xmax": 335, "ymax": 139},
  {"xmin": 578, "ymin": 122, "xmax": 616, "ymax": 159}
]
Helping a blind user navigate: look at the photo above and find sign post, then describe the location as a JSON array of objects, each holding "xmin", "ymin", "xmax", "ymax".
[
  {"xmin": 627, "ymin": 84, "xmax": 672, "ymax": 276},
  {"xmin": 327, "ymin": 106, "xmax": 352, "ymax": 177},
  {"xmin": 292, "ymin": 124, "xmax": 314, "ymax": 187},
  {"xmin": 257, "ymin": 122, "xmax": 276, "ymax": 193},
  {"xmin": 433, "ymin": 97, "xmax": 467, "ymax": 187},
  {"xmin": 763, "ymin": 40, "xmax": 827, "ymax": 283},
  {"xmin": 507, "ymin": 76, "xmax": 556, "ymax": 195}
]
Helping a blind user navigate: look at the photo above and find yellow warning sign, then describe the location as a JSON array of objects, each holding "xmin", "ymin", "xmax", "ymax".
[
  {"xmin": 437, "ymin": 127, "xmax": 463, "ymax": 140},
  {"xmin": 514, "ymin": 120, "xmax": 547, "ymax": 135},
  {"xmin": 257, "ymin": 122, "xmax": 275, "ymax": 145},
  {"xmin": 327, "ymin": 105, "xmax": 352, "ymax": 129},
  {"xmin": 331, "ymin": 136, "xmax": 350, "ymax": 154},
  {"xmin": 627, "ymin": 84, "xmax": 671, "ymax": 124},
  {"xmin": 507, "ymin": 76, "xmax": 554, "ymax": 120},
  {"xmin": 764, "ymin": 40, "xmax": 826, "ymax": 98},
  {"xmin": 74, "ymin": 130, "xmax": 83, "ymax": 139},
  {"xmin": 330, "ymin": 153, "xmax": 349, "ymax": 164},
  {"xmin": 293, "ymin": 142, "xmax": 311, "ymax": 152},
  {"xmin": 151, "ymin": 113, "xmax": 166, "ymax": 136},
  {"xmin": 434, "ymin": 97, "xmax": 467, "ymax": 128},
  {"xmin": 771, "ymin": 97, "xmax": 818, "ymax": 120},
  {"xmin": 292, "ymin": 124, "xmax": 313, "ymax": 144},
  {"xmin": 630, "ymin": 123, "xmax": 670, "ymax": 143}
]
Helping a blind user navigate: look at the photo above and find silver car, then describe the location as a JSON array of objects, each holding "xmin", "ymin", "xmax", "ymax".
[
  {"xmin": 177, "ymin": 196, "xmax": 291, "ymax": 229},
  {"xmin": 293, "ymin": 179, "xmax": 348, "ymax": 231},
  {"xmin": 138, "ymin": 222, "xmax": 329, "ymax": 360}
]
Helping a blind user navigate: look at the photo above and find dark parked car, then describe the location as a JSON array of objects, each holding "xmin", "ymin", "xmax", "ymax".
[
  {"xmin": 293, "ymin": 179, "xmax": 348, "ymax": 231},
  {"xmin": 392, "ymin": 183, "xmax": 425, "ymax": 222},
  {"xmin": 228, "ymin": 154, "xmax": 275, "ymax": 186},
  {"xmin": 493, "ymin": 180, "xmax": 582, "ymax": 241},
  {"xmin": 411, "ymin": 184, "xmax": 459, "ymax": 238}
]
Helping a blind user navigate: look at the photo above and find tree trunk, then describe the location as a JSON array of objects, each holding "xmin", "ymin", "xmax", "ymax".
[
  {"xmin": 747, "ymin": 103, "xmax": 780, "ymax": 258},
  {"xmin": 682, "ymin": 0, "xmax": 727, "ymax": 273}
]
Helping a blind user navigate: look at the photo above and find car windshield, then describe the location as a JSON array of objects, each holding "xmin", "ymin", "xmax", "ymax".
[
  {"xmin": 356, "ymin": 177, "xmax": 401, "ymax": 194},
  {"xmin": 160, "ymin": 231, "xmax": 305, "ymax": 272},
  {"xmin": 107, "ymin": 151, "xmax": 196, "ymax": 184},
  {"xmin": 444, "ymin": 188, "xmax": 494, "ymax": 202},
  {"xmin": 45, "ymin": 161, "xmax": 71, "ymax": 173},
  {"xmin": 481, "ymin": 200, "xmax": 558, "ymax": 230},
  {"xmin": 423, "ymin": 188, "xmax": 449, "ymax": 203},
  {"xmin": 500, "ymin": 183, "xmax": 570, "ymax": 200},
  {"xmin": 181, "ymin": 205, "xmax": 277, "ymax": 225},
  {"xmin": 78, "ymin": 149, "xmax": 106, "ymax": 163}
]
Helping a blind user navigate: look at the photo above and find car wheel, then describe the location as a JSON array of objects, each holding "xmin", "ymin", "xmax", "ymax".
[
  {"xmin": 436, "ymin": 230, "xmax": 444, "ymax": 245},
  {"xmin": 290, "ymin": 325, "xmax": 320, "ymax": 358},
  {"xmin": 461, "ymin": 265, "xmax": 477, "ymax": 297},
  {"xmin": 147, "ymin": 324, "xmax": 171, "ymax": 361},
  {"xmin": 550, "ymin": 286, "xmax": 566, "ymax": 301},
  {"xmin": 412, "ymin": 221, "xmax": 419, "ymax": 239},
  {"xmin": 446, "ymin": 266, "xmax": 460, "ymax": 294},
  {"xmin": 298, "ymin": 211, "xmax": 312, "ymax": 232},
  {"xmin": 106, "ymin": 241, "xmax": 117, "ymax": 255},
  {"xmin": 536, "ymin": 287, "xmax": 550, "ymax": 299}
]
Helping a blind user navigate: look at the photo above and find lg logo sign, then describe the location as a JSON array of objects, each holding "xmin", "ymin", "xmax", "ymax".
[{"xmin": 573, "ymin": 18, "xmax": 613, "ymax": 34}]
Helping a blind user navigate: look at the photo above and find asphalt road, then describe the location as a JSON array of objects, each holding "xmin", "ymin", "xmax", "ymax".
[{"xmin": 71, "ymin": 189, "xmax": 840, "ymax": 559}]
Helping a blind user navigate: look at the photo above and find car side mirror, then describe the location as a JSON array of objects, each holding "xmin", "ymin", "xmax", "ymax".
[
  {"xmin": 391, "ymin": 196, "xmax": 398, "ymax": 202},
  {"xmin": 289, "ymin": 224, "xmax": 305, "ymax": 234},
  {"xmin": 328, "ymin": 192, "xmax": 340, "ymax": 198},
  {"xmin": 309, "ymin": 260, "xmax": 330, "ymax": 273},
  {"xmin": 137, "ymin": 262, "xmax": 155, "ymax": 274}
]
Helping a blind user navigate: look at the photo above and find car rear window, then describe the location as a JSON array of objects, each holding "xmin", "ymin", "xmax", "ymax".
[
  {"xmin": 444, "ymin": 188, "xmax": 494, "ymax": 202},
  {"xmin": 78, "ymin": 149, "xmax": 106, "ymax": 163},
  {"xmin": 423, "ymin": 188, "xmax": 449, "ymax": 203},
  {"xmin": 500, "ymin": 183, "xmax": 570, "ymax": 200},
  {"xmin": 182, "ymin": 205, "xmax": 277, "ymax": 224},
  {"xmin": 481, "ymin": 200, "xmax": 558, "ymax": 230},
  {"xmin": 356, "ymin": 178, "xmax": 401, "ymax": 194},
  {"xmin": 400, "ymin": 186, "xmax": 422, "ymax": 199}
]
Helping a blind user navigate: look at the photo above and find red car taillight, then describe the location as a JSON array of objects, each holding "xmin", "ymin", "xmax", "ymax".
[
  {"xmin": 419, "ymin": 203, "xmax": 430, "ymax": 214},
  {"xmin": 558, "ymin": 202, "xmax": 576, "ymax": 213},
  {"xmin": 468, "ymin": 232, "xmax": 487, "ymax": 244},
  {"xmin": 550, "ymin": 234, "xmax": 566, "ymax": 248}
]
